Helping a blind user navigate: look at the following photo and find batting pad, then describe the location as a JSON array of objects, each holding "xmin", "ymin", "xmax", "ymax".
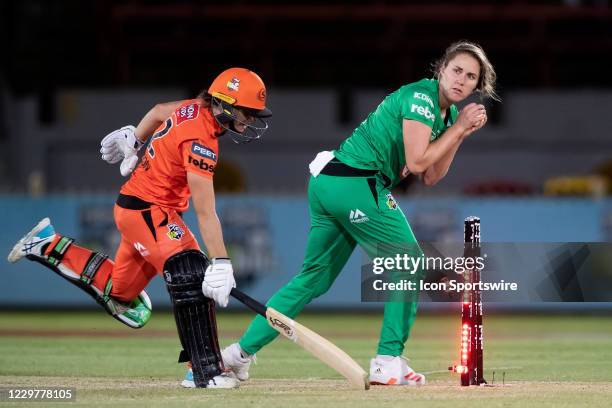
[{"xmin": 163, "ymin": 250, "xmax": 223, "ymax": 387}]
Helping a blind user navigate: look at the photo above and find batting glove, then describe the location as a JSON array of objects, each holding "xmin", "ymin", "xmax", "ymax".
[
  {"xmin": 100, "ymin": 126, "xmax": 144, "ymax": 176},
  {"xmin": 202, "ymin": 258, "xmax": 236, "ymax": 307}
]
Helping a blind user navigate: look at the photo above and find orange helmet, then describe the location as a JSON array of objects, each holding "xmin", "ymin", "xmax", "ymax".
[{"xmin": 208, "ymin": 67, "xmax": 272, "ymax": 117}]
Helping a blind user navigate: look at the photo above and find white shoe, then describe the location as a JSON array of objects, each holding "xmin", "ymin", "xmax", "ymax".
[
  {"xmin": 181, "ymin": 369, "xmax": 239, "ymax": 389},
  {"xmin": 8, "ymin": 218, "xmax": 56, "ymax": 263},
  {"xmin": 221, "ymin": 343, "xmax": 256, "ymax": 381},
  {"xmin": 181, "ymin": 368, "xmax": 195, "ymax": 388},
  {"xmin": 369, "ymin": 355, "xmax": 426, "ymax": 386}
]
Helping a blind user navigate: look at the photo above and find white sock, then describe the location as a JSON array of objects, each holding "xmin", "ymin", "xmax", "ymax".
[{"xmin": 236, "ymin": 344, "xmax": 252, "ymax": 359}]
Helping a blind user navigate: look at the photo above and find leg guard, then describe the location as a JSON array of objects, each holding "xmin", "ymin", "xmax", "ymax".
[
  {"xmin": 27, "ymin": 237, "xmax": 152, "ymax": 329},
  {"xmin": 163, "ymin": 250, "xmax": 224, "ymax": 388}
]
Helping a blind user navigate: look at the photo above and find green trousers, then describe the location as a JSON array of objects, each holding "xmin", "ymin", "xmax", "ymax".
[{"xmin": 239, "ymin": 172, "xmax": 422, "ymax": 356}]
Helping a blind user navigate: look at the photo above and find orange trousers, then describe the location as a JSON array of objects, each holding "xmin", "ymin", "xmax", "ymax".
[{"xmin": 44, "ymin": 204, "xmax": 200, "ymax": 302}]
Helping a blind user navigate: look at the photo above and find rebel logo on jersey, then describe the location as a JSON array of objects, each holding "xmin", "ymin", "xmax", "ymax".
[
  {"xmin": 410, "ymin": 104, "xmax": 435, "ymax": 121},
  {"xmin": 187, "ymin": 156, "xmax": 215, "ymax": 173}
]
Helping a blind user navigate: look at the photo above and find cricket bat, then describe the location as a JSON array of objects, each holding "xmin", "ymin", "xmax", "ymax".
[{"xmin": 230, "ymin": 288, "xmax": 370, "ymax": 390}]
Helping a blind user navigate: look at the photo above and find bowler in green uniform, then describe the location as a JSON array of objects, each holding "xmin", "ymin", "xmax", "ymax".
[{"xmin": 217, "ymin": 41, "xmax": 500, "ymax": 386}]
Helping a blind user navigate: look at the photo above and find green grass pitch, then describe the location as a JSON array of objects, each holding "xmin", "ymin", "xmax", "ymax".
[{"xmin": 1, "ymin": 311, "xmax": 612, "ymax": 407}]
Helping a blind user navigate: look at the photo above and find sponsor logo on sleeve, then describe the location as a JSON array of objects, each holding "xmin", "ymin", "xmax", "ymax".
[
  {"xmin": 191, "ymin": 143, "xmax": 217, "ymax": 162},
  {"xmin": 188, "ymin": 155, "xmax": 215, "ymax": 173},
  {"xmin": 410, "ymin": 104, "xmax": 435, "ymax": 121},
  {"xmin": 413, "ymin": 92, "xmax": 434, "ymax": 107},
  {"xmin": 175, "ymin": 103, "xmax": 200, "ymax": 125}
]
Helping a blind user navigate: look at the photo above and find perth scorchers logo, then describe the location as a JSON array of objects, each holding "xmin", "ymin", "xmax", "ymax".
[
  {"xmin": 166, "ymin": 223, "xmax": 185, "ymax": 241},
  {"xmin": 227, "ymin": 77, "xmax": 240, "ymax": 91},
  {"xmin": 175, "ymin": 103, "xmax": 200, "ymax": 125}
]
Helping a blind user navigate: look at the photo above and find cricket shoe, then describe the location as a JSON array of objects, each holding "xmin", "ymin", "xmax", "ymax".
[
  {"xmin": 369, "ymin": 355, "xmax": 426, "ymax": 386},
  {"xmin": 8, "ymin": 218, "xmax": 56, "ymax": 263},
  {"xmin": 181, "ymin": 364, "xmax": 195, "ymax": 388},
  {"xmin": 181, "ymin": 369, "xmax": 239, "ymax": 389},
  {"xmin": 221, "ymin": 343, "xmax": 256, "ymax": 381}
]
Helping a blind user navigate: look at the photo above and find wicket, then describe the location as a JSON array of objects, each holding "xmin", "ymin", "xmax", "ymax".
[{"xmin": 449, "ymin": 216, "xmax": 486, "ymax": 386}]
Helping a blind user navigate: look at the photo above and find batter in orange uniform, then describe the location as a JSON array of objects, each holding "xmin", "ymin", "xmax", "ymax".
[
  {"xmin": 8, "ymin": 68, "xmax": 272, "ymax": 389},
  {"xmin": 111, "ymin": 99, "xmax": 221, "ymax": 301}
]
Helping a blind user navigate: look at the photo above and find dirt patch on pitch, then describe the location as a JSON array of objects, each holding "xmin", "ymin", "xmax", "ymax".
[
  {"xmin": 4, "ymin": 376, "xmax": 611, "ymax": 393},
  {"xmin": 0, "ymin": 375, "xmax": 178, "ymax": 390}
]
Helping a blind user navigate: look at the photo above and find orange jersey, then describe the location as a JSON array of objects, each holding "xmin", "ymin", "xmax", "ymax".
[{"xmin": 121, "ymin": 99, "xmax": 222, "ymax": 212}]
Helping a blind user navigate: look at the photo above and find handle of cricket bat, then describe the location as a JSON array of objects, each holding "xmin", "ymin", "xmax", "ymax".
[{"xmin": 230, "ymin": 288, "xmax": 267, "ymax": 317}]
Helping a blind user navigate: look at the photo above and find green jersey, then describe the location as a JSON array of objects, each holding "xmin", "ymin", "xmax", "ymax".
[{"xmin": 334, "ymin": 78, "xmax": 458, "ymax": 188}]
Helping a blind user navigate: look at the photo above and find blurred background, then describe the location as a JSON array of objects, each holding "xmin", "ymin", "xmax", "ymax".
[{"xmin": 1, "ymin": 0, "xmax": 612, "ymax": 310}]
